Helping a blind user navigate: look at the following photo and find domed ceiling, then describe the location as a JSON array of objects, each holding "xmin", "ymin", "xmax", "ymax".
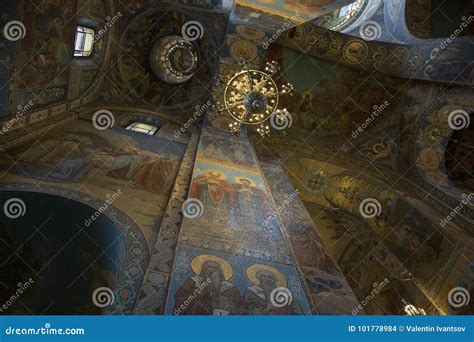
[{"xmin": 99, "ymin": 6, "xmax": 226, "ymax": 112}]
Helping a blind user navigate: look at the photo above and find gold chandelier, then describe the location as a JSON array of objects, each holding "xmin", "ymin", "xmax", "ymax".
[{"xmin": 215, "ymin": 61, "xmax": 294, "ymax": 137}]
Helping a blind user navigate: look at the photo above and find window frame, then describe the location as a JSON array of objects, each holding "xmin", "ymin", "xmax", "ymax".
[
  {"xmin": 74, "ymin": 26, "xmax": 95, "ymax": 57},
  {"xmin": 125, "ymin": 121, "xmax": 159, "ymax": 136}
]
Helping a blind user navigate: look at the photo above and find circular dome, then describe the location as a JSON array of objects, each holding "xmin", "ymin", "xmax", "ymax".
[{"xmin": 150, "ymin": 35, "xmax": 199, "ymax": 84}]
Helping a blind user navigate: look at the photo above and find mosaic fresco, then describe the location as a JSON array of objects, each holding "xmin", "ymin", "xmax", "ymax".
[
  {"xmin": 279, "ymin": 17, "xmax": 474, "ymax": 85},
  {"xmin": 0, "ymin": 0, "xmax": 472, "ymax": 322},
  {"xmin": 180, "ymin": 160, "xmax": 291, "ymax": 264},
  {"xmin": 198, "ymin": 128, "xmax": 259, "ymax": 170},
  {"xmin": 260, "ymin": 162, "xmax": 361, "ymax": 314},
  {"xmin": 0, "ymin": 118, "xmax": 185, "ymax": 250},
  {"xmin": 179, "ymin": 126, "xmax": 292, "ymax": 264},
  {"xmin": 266, "ymin": 154, "xmax": 473, "ymax": 314},
  {"xmin": 236, "ymin": 0, "xmax": 353, "ymax": 23},
  {"xmin": 16, "ymin": 0, "xmax": 77, "ymax": 90},
  {"xmin": 98, "ymin": 6, "xmax": 224, "ymax": 111},
  {"xmin": 165, "ymin": 245, "xmax": 311, "ymax": 315}
]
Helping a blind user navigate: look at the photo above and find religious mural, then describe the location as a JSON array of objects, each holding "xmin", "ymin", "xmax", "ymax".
[
  {"xmin": 278, "ymin": 15, "xmax": 474, "ymax": 85},
  {"xmin": 0, "ymin": 118, "xmax": 185, "ymax": 250},
  {"xmin": 266, "ymin": 154, "xmax": 473, "ymax": 314},
  {"xmin": 97, "ymin": 6, "xmax": 223, "ymax": 112},
  {"xmin": 235, "ymin": 0, "xmax": 353, "ymax": 23},
  {"xmin": 198, "ymin": 129, "xmax": 259, "ymax": 169},
  {"xmin": 181, "ymin": 126, "xmax": 290, "ymax": 264},
  {"xmin": 165, "ymin": 246, "xmax": 311, "ymax": 315},
  {"xmin": 260, "ymin": 162, "xmax": 361, "ymax": 314},
  {"xmin": 181, "ymin": 160, "xmax": 291, "ymax": 264},
  {"xmin": 16, "ymin": 0, "xmax": 76, "ymax": 90},
  {"xmin": 260, "ymin": 45, "xmax": 400, "ymax": 152},
  {"xmin": 12, "ymin": 0, "xmax": 78, "ymax": 111},
  {"xmin": 0, "ymin": 0, "xmax": 472, "ymax": 320}
]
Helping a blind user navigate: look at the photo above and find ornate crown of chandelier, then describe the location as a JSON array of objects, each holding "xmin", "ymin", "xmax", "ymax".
[{"xmin": 214, "ymin": 60, "xmax": 294, "ymax": 137}]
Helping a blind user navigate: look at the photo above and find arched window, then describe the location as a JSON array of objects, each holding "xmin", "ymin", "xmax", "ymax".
[
  {"xmin": 74, "ymin": 26, "xmax": 95, "ymax": 57},
  {"xmin": 315, "ymin": 0, "xmax": 383, "ymax": 34},
  {"xmin": 329, "ymin": 0, "xmax": 366, "ymax": 30},
  {"xmin": 126, "ymin": 122, "xmax": 159, "ymax": 135}
]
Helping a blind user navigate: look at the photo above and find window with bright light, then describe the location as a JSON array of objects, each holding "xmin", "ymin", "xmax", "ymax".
[
  {"xmin": 74, "ymin": 26, "xmax": 95, "ymax": 57},
  {"xmin": 338, "ymin": 0, "xmax": 362, "ymax": 18},
  {"xmin": 126, "ymin": 122, "xmax": 159, "ymax": 135}
]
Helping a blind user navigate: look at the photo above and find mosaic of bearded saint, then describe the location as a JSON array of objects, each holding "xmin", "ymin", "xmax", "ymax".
[
  {"xmin": 173, "ymin": 255, "xmax": 242, "ymax": 315},
  {"xmin": 244, "ymin": 264, "xmax": 303, "ymax": 315}
]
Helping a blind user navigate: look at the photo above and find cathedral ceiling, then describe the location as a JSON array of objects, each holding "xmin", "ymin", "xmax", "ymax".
[{"xmin": 94, "ymin": 4, "xmax": 226, "ymax": 113}]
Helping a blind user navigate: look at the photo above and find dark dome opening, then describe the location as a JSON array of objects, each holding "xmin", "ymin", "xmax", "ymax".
[{"xmin": 0, "ymin": 191, "xmax": 125, "ymax": 315}]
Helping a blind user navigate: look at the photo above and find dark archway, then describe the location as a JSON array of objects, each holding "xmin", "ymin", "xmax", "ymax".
[{"xmin": 0, "ymin": 191, "xmax": 126, "ymax": 315}]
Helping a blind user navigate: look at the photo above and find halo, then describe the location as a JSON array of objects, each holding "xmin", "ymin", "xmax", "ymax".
[
  {"xmin": 246, "ymin": 264, "xmax": 288, "ymax": 288},
  {"xmin": 203, "ymin": 169, "xmax": 227, "ymax": 181},
  {"xmin": 190, "ymin": 255, "xmax": 234, "ymax": 281},
  {"xmin": 234, "ymin": 176, "xmax": 257, "ymax": 187}
]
